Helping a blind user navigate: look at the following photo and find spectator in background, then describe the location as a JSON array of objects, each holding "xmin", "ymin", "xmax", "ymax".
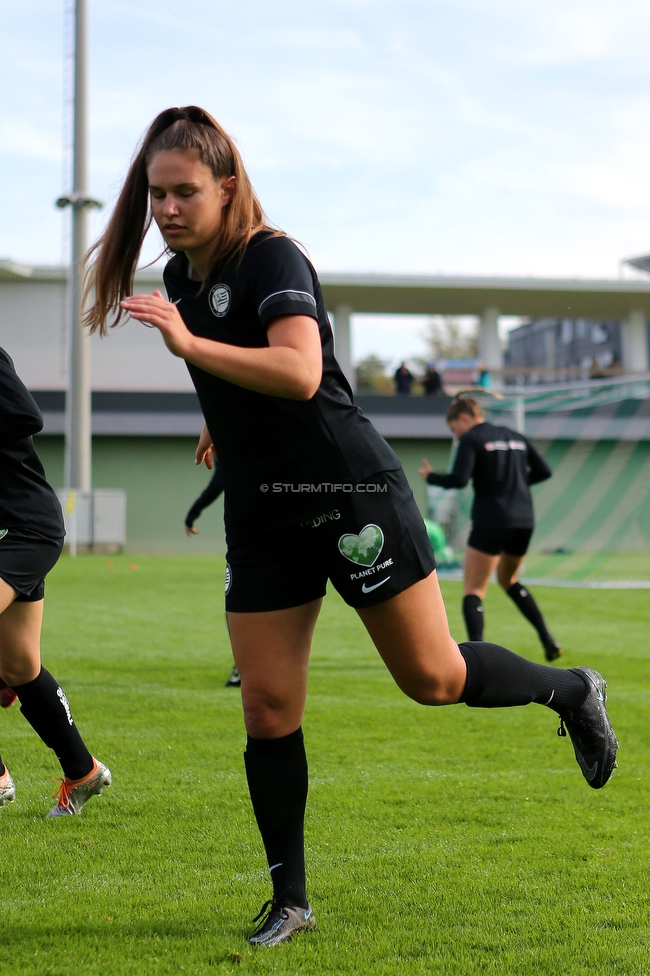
[
  {"xmin": 589, "ymin": 357, "xmax": 608, "ymax": 381},
  {"xmin": 422, "ymin": 362, "xmax": 443, "ymax": 396},
  {"xmin": 394, "ymin": 362, "xmax": 414, "ymax": 395},
  {"xmin": 477, "ymin": 364, "xmax": 491, "ymax": 390}
]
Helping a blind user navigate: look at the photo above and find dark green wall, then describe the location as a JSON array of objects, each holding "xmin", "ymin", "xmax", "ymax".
[
  {"xmin": 390, "ymin": 438, "xmax": 452, "ymax": 515},
  {"xmin": 36, "ymin": 436, "xmax": 226, "ymax": 554},
  {"xmin": 35, "ymin": 435, "xmax": 453, "ymax": 554}
]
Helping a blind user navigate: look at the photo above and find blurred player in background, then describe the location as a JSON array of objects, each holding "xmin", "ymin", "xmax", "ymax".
[
  {"xmin": 0, "ymin": 347, "xmax": 111, "ymax": 816},
  {"xmin": 184, "ymin": 459, "xmax": 224, "ymax": 536},
  {"xmin": 184, "ymin": 462, "xmax": 240, "ymax": 687},
  {"xmin": 420, "ymin": 396, "xmax": 561, "ymax": 661},
  {"xmin": 86, "ymin": 105, "xmax": 617, "ymax": 948}
]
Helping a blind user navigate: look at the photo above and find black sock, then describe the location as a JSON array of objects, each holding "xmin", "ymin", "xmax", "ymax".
[
  {"xmin": 506, "ymin": 582, "xmax": 551, "ymax": 641},
  {"xmin": 459, "ymin": 642, "xmax": 588, "ymax": 712},
  {"xmin": 462, "ymin": 595, "xmax": 484, "ymax": 641},
  {"xmin": 14, "ymin": 668, "xmax": 94, "ymax": 780},
  {"xmin": 0, "ymin": 755, "xmax": 4, "ymax": 776},
  {"xmin": 244, "ymin": 727, "xmax": 308, "ymax": 909}
]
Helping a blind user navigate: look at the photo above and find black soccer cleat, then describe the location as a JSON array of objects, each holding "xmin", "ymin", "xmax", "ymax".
[
  {"xmin": 248, "ymin": 901, "xmax": 317, "ymax": 947},
  {"xmin": 542, "ymin": 635, "xmax": 562, "ymax": 662},
  {"xmin": 557, "ymin": 667, "xmax": 618, "ymax": 789},
  {"xmin": 225, "ymin": 665, "xmax": 241, "ymax": 688}
]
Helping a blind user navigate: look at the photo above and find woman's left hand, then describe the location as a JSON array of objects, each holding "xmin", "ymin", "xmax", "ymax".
[{"xmin": 121, "ymin": 291, "xmax": 193, "ymax": 359}]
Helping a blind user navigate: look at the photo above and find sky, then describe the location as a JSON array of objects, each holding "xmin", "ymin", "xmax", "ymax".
[{"xmin": 2, "ymin": 0, "xmax": 650, "ymax": 365}]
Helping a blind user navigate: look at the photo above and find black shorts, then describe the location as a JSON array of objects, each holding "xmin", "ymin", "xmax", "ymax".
[
  {"xmin": 467, "ymin": 525, "xmax": 533, "ymax": 557},
  {"xmin": 0, "ymin": 528, "xmax": 64, "ymax": 602},
  {"xmin": 225, "ymin": 469, "xmax": 436, "ymax": 613}
]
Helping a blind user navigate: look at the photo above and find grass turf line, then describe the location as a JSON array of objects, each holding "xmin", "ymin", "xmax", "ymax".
[{"xmin": 0, "ymin": 554, "xmax": 647, "ymax": 975}]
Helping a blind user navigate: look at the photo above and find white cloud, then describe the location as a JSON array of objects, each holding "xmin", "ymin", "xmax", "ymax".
[{"xmin": 3, "ymin": 0, "xmax": 650, "ymax": 279}]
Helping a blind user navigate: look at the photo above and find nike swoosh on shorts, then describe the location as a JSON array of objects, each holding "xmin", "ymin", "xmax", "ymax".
[{"xmin": 361, "ymin": 577, "xmax": 391, "ymax": 594}]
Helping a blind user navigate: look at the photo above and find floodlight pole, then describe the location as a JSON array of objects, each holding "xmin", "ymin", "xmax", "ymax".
[{"xmin": 57, "ymin": 0, "xmax": 101, "ymax": 492}]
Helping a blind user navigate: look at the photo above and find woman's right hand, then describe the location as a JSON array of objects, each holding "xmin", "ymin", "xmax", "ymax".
[{"xmin": 195, "ymin": 423, "xmax": 215, "ymax": 468}]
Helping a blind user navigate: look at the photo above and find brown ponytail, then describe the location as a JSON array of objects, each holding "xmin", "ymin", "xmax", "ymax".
[
  {"xmin": 446, "ymin": 397, "xmax": 484, "ymax": 423},
  {"xmin": 85, "ymin": 106, "xmax": 279, "ymax": 335}
]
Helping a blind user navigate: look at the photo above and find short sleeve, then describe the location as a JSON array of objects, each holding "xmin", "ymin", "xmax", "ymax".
[
  {"xmin": 250, "ymin": 237, "xmax": 319, "ymax": 329},
  {"xmin": 0, "ymin": 347, "xmax": 44, "ymax": 445}
]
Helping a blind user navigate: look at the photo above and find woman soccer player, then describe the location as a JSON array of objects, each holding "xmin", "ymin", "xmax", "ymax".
[
  {"xmin": 184, "ymin": 460, "xmax": 224, "ymax": 537},
  {"xmin": 184, "ymin": 464, "xmax": 240, "ymax": 688},
  {"xmin": 419, "ymin": 397, "xmax": 562, "ymax": 661},
  {"xmin": 86, "ymin": 106, "xmax": 618, "ymax": 946},
  {"xmin": 0, "ymin": 348, "xmax": 111, "ymax": 816}
]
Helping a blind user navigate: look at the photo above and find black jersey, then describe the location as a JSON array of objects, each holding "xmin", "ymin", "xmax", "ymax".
[
  {"xmin": 163, "ymin": 233, "xmax": 399, "ymax": 531},
  {"xmin": 426, "ymin": 421, "xmax": 551, "ymax": 528},
  {"xmin": 0, "ymin": 348, "xmax": 65, "ymax": 538}
]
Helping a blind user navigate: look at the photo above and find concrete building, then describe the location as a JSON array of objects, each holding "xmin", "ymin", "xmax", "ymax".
[{"xmin": 505, "ymin": 318, "xmax": 627, "ymax": 378}]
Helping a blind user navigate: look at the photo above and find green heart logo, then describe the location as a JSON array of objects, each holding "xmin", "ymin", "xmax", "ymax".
[
  {"xmin": 0, "ymin": 529, "xmax": 7, "ymax": 541},
  {"xmin": 338, "ymin": 524, "xmax": 384, "ymax": 566}
]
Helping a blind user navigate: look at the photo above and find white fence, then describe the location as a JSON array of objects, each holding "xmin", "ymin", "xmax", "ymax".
[{"xmin": 56, "ymin": 490, "xmax": 126, "ymax": 553}]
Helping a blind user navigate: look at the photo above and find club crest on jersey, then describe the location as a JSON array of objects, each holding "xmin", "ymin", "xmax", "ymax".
[
  {"xmin": 338, "ymin": 524, "xmax": 384, "ymax": 566},
  {"xmin": 209, "ymin": 284, "xmax": 231, "ymax": 318}
]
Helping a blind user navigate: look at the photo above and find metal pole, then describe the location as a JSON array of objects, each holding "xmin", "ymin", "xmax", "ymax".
[
  {"xmin": 514, "ymin": 395, "xmax": 525, "ymax": 434},
  {"xmin": 64, "ymin": 0, "xmax": 91, "ymax": 492}
]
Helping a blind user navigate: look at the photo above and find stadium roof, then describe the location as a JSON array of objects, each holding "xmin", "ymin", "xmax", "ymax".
[
  {"xmin": 4, "ymin": 259, "xmax": 650, "ymax": 318},
  {"xmin": 623, "ymin": 254, "xmax": 650, "ymax": 275},
  {"xmin": 317, "ymin": 273, "xmax": 650, "ymax": 318}
]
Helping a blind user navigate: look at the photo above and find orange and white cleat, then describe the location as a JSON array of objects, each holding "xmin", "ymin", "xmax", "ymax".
[
  {"xmin": 47, "ymin": 758, "xmax": 112, "ymax": 818},
  {"xmin": 0, "ymin": 765, "xmax": 16, "ymax": 807}
]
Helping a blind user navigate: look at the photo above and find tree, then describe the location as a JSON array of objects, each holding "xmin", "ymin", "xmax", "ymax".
[
  {"xmin": 423, "ymin": 317, "xmax": 478, "ymax": 360},
  {"xmin": 355, "ymin": 354, "xmax": 393, "ymax": 394}
]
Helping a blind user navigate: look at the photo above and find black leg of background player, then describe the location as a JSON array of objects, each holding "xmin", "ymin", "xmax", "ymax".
[{"xmin": 497, "ymin": 553, "xmax": 561, "ymax": 660}]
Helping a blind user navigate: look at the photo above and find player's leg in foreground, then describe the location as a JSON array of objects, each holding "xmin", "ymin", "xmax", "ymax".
[
  {"xmin": 230, "ymin": 601, "xmax": 320, "ymax": 947},
  {"xmin": 0, "ymin": 579, "xmax": 111, "ymax": 816},
  {"xmin": 497, "ymin": 553, "xmax": 561, "ymax": 661},
  {"xmin": 359, "ymin": 570, "xmax": 617, "ymax": 790},
  {"xmin": 230, "ymin": 574, "xmax": 617, "ymax": 947}
]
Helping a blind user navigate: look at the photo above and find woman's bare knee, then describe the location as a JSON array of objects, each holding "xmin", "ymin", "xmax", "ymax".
[
  {"xmin": 398, "ymin": 662, "xmax": 466, "ymax": 706},
  {"xmin": 497, "ymin": 554, "xmax": 523, "ymax": 590},
  {"xmin": 0, "ymin": 599, "xmax": 43, "ymax": 687},
  {"xmin": 497, "ymin": 571, "xmax": 514, "ymax": 590},
  {"xmin": 403, "ymin": 681, "xmax": 461, "ymax": 707},
  {"xmin": 242, "ymin": 688, "xmax": 302, "ymax": 739},
  {"xmin": 0, "ymin": 661, "xmax": 39, "ymax": 687}
]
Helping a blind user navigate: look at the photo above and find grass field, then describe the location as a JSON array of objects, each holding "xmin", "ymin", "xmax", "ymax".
[
  {"xmin": 0, "ymin": 554, "xmax": 648, "ymax": 975},
  {"xmin": 523, "ymin": 549, "xmax": 650, "ymax": 582}
]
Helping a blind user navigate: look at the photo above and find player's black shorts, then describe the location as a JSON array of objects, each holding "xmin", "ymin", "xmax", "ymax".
[
  {"xmin": 0, "ymin": 528, "xmax": 64, "ymax": 602},
  {"xmin": 224, "ymin": 468, "xmax": 436, "ymax": 613},
  {"xmin": 467, "ymin": 525, "xmax": 533, "ymax": 557}
]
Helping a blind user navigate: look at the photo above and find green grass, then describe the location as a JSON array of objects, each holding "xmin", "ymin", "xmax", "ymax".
[
  {"xmin": 524, "ymin": 549, "xmax": 650, "ymax": 582},
  {"xmin": 0, "ymin": 555, "xmax": 648, "ymax": 975}
]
